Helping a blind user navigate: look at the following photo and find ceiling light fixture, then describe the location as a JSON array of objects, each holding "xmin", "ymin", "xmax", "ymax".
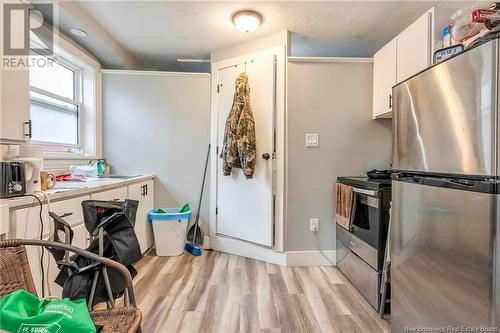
[
  {"xmin": 232, "ymin": 10, "xmax": 263, "ymax": 33},
  {"xmin": 70, "ymin": 28, "xmax": 88, "ymax": 39}
]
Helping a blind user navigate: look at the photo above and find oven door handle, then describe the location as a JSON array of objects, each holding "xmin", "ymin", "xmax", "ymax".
[{"xmin": 353, "ymin": 187, "xmax": 378, "ymax": 197}]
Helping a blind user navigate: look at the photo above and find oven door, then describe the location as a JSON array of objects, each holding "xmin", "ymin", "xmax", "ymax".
[{"xmin": 350, "ymin": 187, "xmax": 381, "ymax": 249}]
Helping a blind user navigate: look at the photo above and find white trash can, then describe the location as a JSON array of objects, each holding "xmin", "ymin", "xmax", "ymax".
[{"xmin": 148, "ymin": 208, "xmax": 192, "ymax": 256}]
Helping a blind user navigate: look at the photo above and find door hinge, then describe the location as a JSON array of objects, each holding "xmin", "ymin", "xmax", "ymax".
[
  {"xmin": 215, "ymin": 207, "xmax": 218, "ymax": 215},
  {"xmin": 389, "ymin": 94, "xmax": 393, "ymax": 109},
  {"xmin": 217, "ymin": 84, "xmax": 220, "ymax": 93},
  {"xmin": 216, "ymin": 146, "xmax": 219, "ymax": 154}
]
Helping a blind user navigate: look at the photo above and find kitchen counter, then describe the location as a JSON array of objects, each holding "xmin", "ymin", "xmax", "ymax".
[{"xmin": 0, "ymin": 175, "xmax": 155, "ymax": 210}]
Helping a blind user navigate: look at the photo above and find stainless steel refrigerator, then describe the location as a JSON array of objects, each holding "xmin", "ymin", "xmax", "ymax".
[{"xmin": 392, "ymin": 39, "xmax": 500, "ymax": 332}]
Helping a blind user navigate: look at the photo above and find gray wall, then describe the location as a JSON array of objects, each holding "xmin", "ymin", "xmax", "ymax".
[
  {"xmin": 286, "ymin": 61, "xmax": 392, "ymax": 251},
  {"xmin": 102, "ymin": 72, "xmax": 211, "ymax": 229}
]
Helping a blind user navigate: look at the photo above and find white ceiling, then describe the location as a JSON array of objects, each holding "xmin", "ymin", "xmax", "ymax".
[{"xmin": 42, "ymin": 1, "xmax": 471, "ymax": 71}]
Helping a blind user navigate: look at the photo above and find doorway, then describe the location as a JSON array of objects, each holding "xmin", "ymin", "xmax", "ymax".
[{"xmin": 214, "ymin": 52, "xmax": 277, "ymax": 247}]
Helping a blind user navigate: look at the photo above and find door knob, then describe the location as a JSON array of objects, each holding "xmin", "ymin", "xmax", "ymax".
[{"xmin": 262, "ymin": 153, "xmax": 270, "ymax": 160}]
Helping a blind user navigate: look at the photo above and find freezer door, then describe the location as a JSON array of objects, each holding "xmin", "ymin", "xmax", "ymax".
[
  {"xmin": 392, "ymin": 40, "xmax": 498, "ymax": 177},
  {"xmin": 391, "ymin": 180, "xmax": 496, "ymax": 332}
]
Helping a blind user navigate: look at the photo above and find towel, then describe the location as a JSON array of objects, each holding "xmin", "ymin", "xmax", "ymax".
[{"xmin": 335, "ymin": 183, "xmax": 357, "ymax": 230}]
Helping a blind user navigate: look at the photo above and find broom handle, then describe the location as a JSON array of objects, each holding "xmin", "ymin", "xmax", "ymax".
[{"xmin": 193, "ymin": 144, "xmax": 211, "ymax": 243}]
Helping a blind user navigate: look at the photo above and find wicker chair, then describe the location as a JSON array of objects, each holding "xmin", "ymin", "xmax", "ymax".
[{"xmin": 0, "ymin": 239, "xmax": 142, "ymax": 333}]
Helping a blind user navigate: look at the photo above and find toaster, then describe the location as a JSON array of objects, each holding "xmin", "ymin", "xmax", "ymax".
[{"xmin": 1, "ymin": 161, "xmax": 26, "ymax": 198}]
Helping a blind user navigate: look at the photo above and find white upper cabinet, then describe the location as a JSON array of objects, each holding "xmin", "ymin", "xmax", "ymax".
[
  {"xmin": 396, "ymin": 10, "xmax": 432, "ymax": 83},
  {"xmin": 1, "ymin": 69, "xmax": 30, "ymax": 142},
  {"xmin": 373, "ymin": 38, "xmax": 397, "ymax": 118},
  {"xmin": 0, "ymin": 1, "xmax": 30, "ymax": 143},
  {"xmin": 373, "ymin": 8, "xmax": 433, "ymax": 119}
]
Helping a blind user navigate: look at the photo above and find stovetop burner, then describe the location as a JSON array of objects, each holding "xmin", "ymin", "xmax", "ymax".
[{"xmin": 337, "ymin": 176, "xmax": 392, "ymax": 190}]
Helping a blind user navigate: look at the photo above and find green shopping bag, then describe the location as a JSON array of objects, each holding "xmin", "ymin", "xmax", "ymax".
[{"xmin": 0, "ymin": 289, "xmax": 96, "ymax": 333}]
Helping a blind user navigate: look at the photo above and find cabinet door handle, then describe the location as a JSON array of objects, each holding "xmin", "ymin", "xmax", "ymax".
[
  {"xmin": 24, "ymin": 120, "xmax": 32, "ymax": 139},
  {"xmin": 389, "ymin": 95, "xmax": 393, "ymax": 109},
  {"xmin": 145, "ymin": 184, "xmax": 148, "ymax": 196}
]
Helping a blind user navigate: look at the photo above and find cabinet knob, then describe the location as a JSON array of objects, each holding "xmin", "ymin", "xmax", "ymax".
[{"xmin": 262, "ymin": 153, "xmax": 270, "ymax": 160}]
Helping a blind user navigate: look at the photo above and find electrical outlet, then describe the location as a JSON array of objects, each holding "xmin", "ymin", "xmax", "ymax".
[
  {"xmin": 305, "ymin": 134, "xmax": 319, "ymax": 147},
  {"xmin": 310, "ymin": 218, "xmax": 319, "ymax": 232}
]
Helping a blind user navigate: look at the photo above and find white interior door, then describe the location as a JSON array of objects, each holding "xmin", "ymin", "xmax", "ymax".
[{"xmin": 216, "ymin": 53, "xmax": 275, "ymax": 246}]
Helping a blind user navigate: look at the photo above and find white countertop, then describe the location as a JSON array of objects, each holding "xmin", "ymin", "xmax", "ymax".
[{"xmin": 0, "ymin": 175, "xmax": 155, "ymax": 210}]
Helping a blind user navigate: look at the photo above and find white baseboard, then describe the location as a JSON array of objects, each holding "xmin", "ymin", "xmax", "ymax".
[
  {"xmin": 211, "ymin": 235, "xmax": 286, "ymax": 266},
  {"xmin": 202, "ymin": 235, "xmax": 212, "ymax": 249},
  {"xmin": 284, "ymin": 250, "xmax": 336, "ymax": 266},
  {"xmin": 209, "ymin": 235, "xmax": 336, "ymax": 267}
]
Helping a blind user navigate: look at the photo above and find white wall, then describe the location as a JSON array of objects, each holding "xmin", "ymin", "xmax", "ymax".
[
  {"xmin": 102, "ymin": 71, "xmax": 211, "ymax": 229},
  {"xmin": 286, "ymin": 60, "xmax": 392, "ymax": 252}
]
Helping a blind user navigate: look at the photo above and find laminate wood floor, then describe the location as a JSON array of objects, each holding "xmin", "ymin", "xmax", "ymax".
[{"xmin": 131, "ymin": 250, "xmax": 389, "ymax": 333}]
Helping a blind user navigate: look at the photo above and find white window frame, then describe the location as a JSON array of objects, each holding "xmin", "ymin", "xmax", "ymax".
[
  {"xmin": 29, "ymin": 51, "xmax": 84, "ymax": 150},
  {"xmin": 28, "ymin": 23, "xmax": 102, "ymax": 164}
]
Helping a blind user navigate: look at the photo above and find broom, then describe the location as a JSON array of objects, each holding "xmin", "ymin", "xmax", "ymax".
[{"xmin": 185, "ymin": 144, "xmax": 210, "ymax": 256}]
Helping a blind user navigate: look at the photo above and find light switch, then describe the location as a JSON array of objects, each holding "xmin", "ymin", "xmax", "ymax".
[{"xmin": 305, "ymin": 134, "xmax": 319, "ymax": 147}]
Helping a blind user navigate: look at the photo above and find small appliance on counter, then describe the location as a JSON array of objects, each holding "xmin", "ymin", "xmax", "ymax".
[
  {"xmin": 7, "ymin": 158, "xmax": 42, "ymax": 193},
  {"xmin": 335, "ymin": 176, "xmax": 391, "ymax": 312},
  {"xmin": 1, "ymin": 161, "xmax": 26, "ymax": 198}
]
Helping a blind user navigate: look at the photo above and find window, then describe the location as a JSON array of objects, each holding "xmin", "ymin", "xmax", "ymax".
[
  {"xmin": 29, "ymin": 53, "xmax": 82, "ymax": 153},
  {"xmin": 28, "ymin": 29, "xmax": 101, "ymax": 161}
]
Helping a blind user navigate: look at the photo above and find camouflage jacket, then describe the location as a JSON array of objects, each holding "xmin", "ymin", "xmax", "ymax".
[{"xmin": 219, "ymin": 73, "xmax": 256, "ymax": 179}]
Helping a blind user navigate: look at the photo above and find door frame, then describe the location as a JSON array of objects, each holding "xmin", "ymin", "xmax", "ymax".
[{"xmin": 209, "ymin": 46, "xmax": 286, "ymax": 252}]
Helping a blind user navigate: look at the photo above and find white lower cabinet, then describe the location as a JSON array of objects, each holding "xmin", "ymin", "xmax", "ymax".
[
  {"xmin": 23, "ymin": 220, "xmax": 89, "ymax": 298},
  {"xmin": 90, "ymin": 187, "xmax": 128, "ymax": 201},
  {"xmin": 43, "ymin": 223, "xmax": 89, "ymax": 298},
  {"xmin": 128, "ymin": 180, "xmax": 154, "ymax": 253},
  {"xmin": 50, "ymin": 196, "xmax": 90, "ymax": 226},
  {"xmin": 8, "ymin": 179, "xmax": 154, "ymax": 298},
  {"xmin": 12, "ymin": 204, "xmax": 51, "ymax": 239},
  {"xmin": 25, "ymin": 242, "xmax": 45, "ymax": 296}
]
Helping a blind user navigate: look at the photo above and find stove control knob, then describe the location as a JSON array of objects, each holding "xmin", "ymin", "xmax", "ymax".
[{"xmin": 13, "ymin": 183, "xmax": 23, "ymax": 192}]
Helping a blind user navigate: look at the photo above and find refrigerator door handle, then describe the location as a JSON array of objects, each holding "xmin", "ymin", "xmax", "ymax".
[{"xmin": 394, "ymin": 175, "xmax": 495, "ymax": 194}]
